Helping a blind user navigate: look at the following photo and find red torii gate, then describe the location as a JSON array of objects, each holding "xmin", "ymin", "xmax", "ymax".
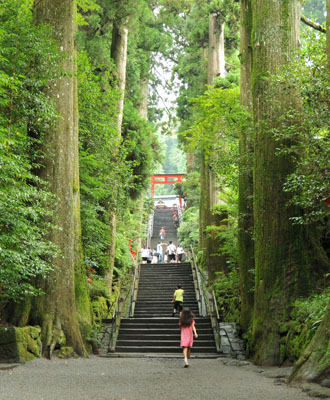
[{"xmin": 151, "ymin": 174, "xmax": 186, "ymax": 196}]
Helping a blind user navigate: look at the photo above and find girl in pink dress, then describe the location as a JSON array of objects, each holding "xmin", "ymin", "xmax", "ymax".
[{"xmin": 179, "ymin": 308, "xmax": 198, "ymax": 367}]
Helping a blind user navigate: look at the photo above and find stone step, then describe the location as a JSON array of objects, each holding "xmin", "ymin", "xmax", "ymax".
[
  {"xmin": 118, "ymin": 328, "xmax": 213, "ymax": 335},
  {"xmin": 116, "ymin": 340, "xmax": 213, "ymax": 347},
  {"xmin": 115, "ymin": 346, "xmax": 216, "ymax": 353},
  {"xmin": 118, "ymin": 335, "xmax": 214, "ymax": 341},
  {"xmin": 134, "ymin": 304, "xmax": 198, "ymax": 309},
  {"xmin": 134, "ymin": 305, "xmax": 198, "ymax": 310},
  {"xmin": 120, "ymin": 313, "xmax": 211, "ymax": 329}
]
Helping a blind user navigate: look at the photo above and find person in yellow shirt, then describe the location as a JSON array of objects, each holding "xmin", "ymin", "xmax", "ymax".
[{"xmin": 171, "ymin": 284, "xmax": 184, "ymax": 317}]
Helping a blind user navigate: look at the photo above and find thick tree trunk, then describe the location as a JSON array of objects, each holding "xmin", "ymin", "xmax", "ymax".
[
  {"xmin": 289, "ymin": 298, "xmax": 330, "ymax": 382},
  {"xmin": 199, "ymin": 46, "xmax": 209, "ymax": 262},
  {"xmin": 251, "ymin": 0, "xmax": 314, "ymax": 365},
  {"xmin": 72, "ymin": 46, "xmax": 92, "ymax": 344},
  {"xmin": 208, "ymin": 13, "xmax": 226, "ymax": 81},
  {"xmin": 288, "ymin": 0, "xmax": 330, "ymax": 381},
  {"xmin": 204, "ymin": 12, "xmax": 227, "ymax": 280},
  {"xmin": 105, "ymin": 17, "xmax": 129, "ymax": 293},
  {"xmin": 199, "ymin": 154, "xmax": 210, "ymax": 265},
  {"xmin": 238, "ymin": 0, "xmax": 254, "ymax": 332},
  {"xmin": 33, "ymin": 0, "xmax": 88, "ymax": 356},
  {"xmin": 138, "ymin": 68, "xmax": 149, "ymax": 120}
]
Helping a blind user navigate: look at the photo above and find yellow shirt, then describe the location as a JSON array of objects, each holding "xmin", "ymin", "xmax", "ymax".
[{"xmin": 174, "ymin": 288, "xmax": 184, "ymax": 302}]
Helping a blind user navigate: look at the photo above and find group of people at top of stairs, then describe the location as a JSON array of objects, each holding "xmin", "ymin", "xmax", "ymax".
[
  {"xmin": 140, "ymin": 240, "xmax": 186, "ymax": 264},
  {"xmin": 172, "ymin": 284, "xmax": 198, "ymax": 368},
  {"xmin": 159, "ymin": 226, "xmax": 186, "ymax": 263}
]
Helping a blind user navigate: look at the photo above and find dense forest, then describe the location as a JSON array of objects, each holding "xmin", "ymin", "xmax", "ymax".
[{"xmin": 0, "ymin": 0, "xmax": 329, "ymax": 386}]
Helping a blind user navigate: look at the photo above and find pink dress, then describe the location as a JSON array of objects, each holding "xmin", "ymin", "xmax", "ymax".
[{"xmin": 180, "ymin": 320, "xmax": 195, "ymax": 348}]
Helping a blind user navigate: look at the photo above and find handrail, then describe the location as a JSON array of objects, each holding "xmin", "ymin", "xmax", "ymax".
[
  {"xmin": 128, "ymin": 260, "xmax": 141, "ymax": 317},
  {"xmin": 108, "ymin": 289, "xmax": 122, "ymax": 352},
  {"xmin": 212, "ymin": 289, "xmax": 220, "ymax": 321},
  {"xmin": 147, "ymin": 212, "xmax": 154, "ymax": 247},
  {"xmin": 177, "ymin": 203, "xmax": 183, "ymax": 225},
  {"xmin": 190, "ymin": 245, "xmax": 206, "ymax": 316},
  {"xmin": 106, "ymin": 263, "xmax": 136, "ymax": 352}
]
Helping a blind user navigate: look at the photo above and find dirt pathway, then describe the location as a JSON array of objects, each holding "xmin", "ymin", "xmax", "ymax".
[{"xmin": 0, "ymin": 356, "xmax": 318, "ymax": 400}]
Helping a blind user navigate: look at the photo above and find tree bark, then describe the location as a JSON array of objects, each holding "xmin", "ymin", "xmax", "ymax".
[
  {"xmin": 204, "ymin": 12, "xmax": 228, "ymax": 280},
  {"xmin": 208, "ymin": 13, "xmax": 226, "ymax": 81},
  {"xmin": 33, "ymin": 0, "xmax": 88, "ymax": 357},
  {"xmin": 72, "ymin": 39, "xmax": 92, "ymax": 344},
  {"xmin": 198, "ymin": 46, "xmax": 209, "ymax": 264},
  {"xmin": 238, "ymin": 0, "xmax": 254, "ymax": 332},
  {"xmin": 251, "ymin": 0, "xmax": 312, "ymax": 365},
  {"xmin": 105, "ymin": 17, "xmax": 129, "ymax": 293},
  {"xmin": 289, "ymin": 298, "xmax": 330, "ymax": 382}
]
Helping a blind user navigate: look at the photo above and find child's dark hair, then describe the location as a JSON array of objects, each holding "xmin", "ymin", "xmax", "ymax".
[
  {"xmin": 177, "ymin": 283, "xmax": 182, "ymax": 289},
  {"xmin": 180, "ymin": 308, "xmax": 194, "ymax": 327}
]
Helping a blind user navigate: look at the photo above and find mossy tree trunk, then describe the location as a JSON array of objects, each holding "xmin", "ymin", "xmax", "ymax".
[
  {"xmin": 199, "ymin": 153, "xmax": 210, "ymax": 265},
  {"xmin": 288, "ymin": 1, "xmax": 330, "ymax": 381},
  {"xmin": 238, "ymin": 0, "xmax": 254, "ymax": 332},
  {"xmin": 105, "ymin": 17, "xmax": 129, "ymax": 293},
  {"xmin": 251, "ymin": 0, "xmax": 313, "ymax": 365},
  {"xmin": 289, "ymin": 298, "xmax": 330, "ymax": 382},
  {"xmin": 72, "ymin": 40, "xmax": 92, "ymax": 345},
  {"xmin": 204, "ymin": 12, "xmax": 228, "ymax": 280},
  {"xmin": 198, "ymin": 46, "xmax": 209, "ymax": 264},
  {"xmin": 33, "ymin": 0, "xmax": 88, "ymax": 357}
]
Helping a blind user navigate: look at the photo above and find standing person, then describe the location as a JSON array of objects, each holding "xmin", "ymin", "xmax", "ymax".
[
  {"xmin": 152, "ymin": 249, "xmax": 158, "ymax": 264},
  {"xmin": 173, "ymin": 213, "xmax": 179, "ymax": 229},
  {"xmin": 167, "ymin": 241, "xmax": 176, "ymax": 263},
  {"xmin": 156, "ymin": 241, "xmax": 163, "ymax": 263},
  {"xmin": 147, "ymin": 247, "xmax": 153, "ymax": 264},
  {"xmin": 171, "ymin": 284, "xmax": 184, "ymax": 317},
  {"xmin": 141, "ymin": 245, "xmax": 149, "ymax": 264},
  {"xmin": 176, "ymin": 244, "xmax": 185, "ymax": 263},
  {"xmin": 159, "ymin": 227, "xmax": 166, "ymax": 240},
  {"xmin": 180, "ymin": 308, "xmax": 198, "ymax": 368}
]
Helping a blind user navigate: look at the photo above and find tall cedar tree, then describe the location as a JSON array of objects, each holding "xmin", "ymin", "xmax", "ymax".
[
  {"xmin": 238, "ymin": 0, "xmax": 254, "ymax": 332},
  {"xmin": 105, "ymin": 13, "xmax": 129, "ymax": 294},
  {"xmin": 33, "ymin": 0, "xmax": 91, "ymax": 357},
  {"xmin": 204, "ymin": 11, "xmax": 228, "ymax": 281},
  {"xmin": 251, "ymin": 0, "xmax": 315, "ymax": 365}
]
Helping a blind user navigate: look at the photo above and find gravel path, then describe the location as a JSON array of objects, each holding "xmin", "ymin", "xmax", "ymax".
[{"xmin": 0, "ymin": 356, "xmax": 316, "ymax": 400}]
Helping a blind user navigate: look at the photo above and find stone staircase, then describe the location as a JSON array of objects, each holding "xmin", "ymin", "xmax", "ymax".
[{"xmin": 115, "ymin": 262, "xmax": 217, "ymax": 354}]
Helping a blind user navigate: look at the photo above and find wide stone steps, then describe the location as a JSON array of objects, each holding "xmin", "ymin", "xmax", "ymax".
[{"xmin": 113, "ymin": 208, "xmax": 217, "ymax": 355}]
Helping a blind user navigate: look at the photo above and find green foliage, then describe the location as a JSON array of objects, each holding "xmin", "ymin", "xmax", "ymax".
[
  {"xmin": 208, "ymin": 196, "xmax": 240, "ymax": 323},
  {"xmin": 0, "ymin": 0, "xmax": 60, "ymax": 309},
  {"xmin": 76, "ymin": 0, "xmax": 100, "ymax": 26},
  {"xmin": 302, "ymin": 0, "xmax": 326, "ymax": 23},
  {"xmin": 78, "ymin": 50, "xmax": 120, "ymax": 276},
  {"xmin": 272, "ymin": 29, "xmax": 330, "ymax": 233},
  {"xmin": 177, "ymin": 206, "xmax": 199, "ymax": 252},
  {"xmin": 213, "ymin": 269, "xmax": 240, "ymax": 324},
  {"xmin": 207, "ymin": 192, "xmax": 239, "ymax": 268},
  {"xmin": 122, "ymin": 100, "xmax": 161, "ymax": 199},
  {"xmin": 183, "ymin": 85, "xmax": 241, "ymax": 169},
  {"xmin": 174, "ymin": 170, "xmax": 200, "ymax": 208},
  {"xmin": 114, "ymin": 231, "xmax": 134, "ymax": 275},
  {"xmin": 279, "ymin": 288, "xmax": 330, "ymax": 363}
]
